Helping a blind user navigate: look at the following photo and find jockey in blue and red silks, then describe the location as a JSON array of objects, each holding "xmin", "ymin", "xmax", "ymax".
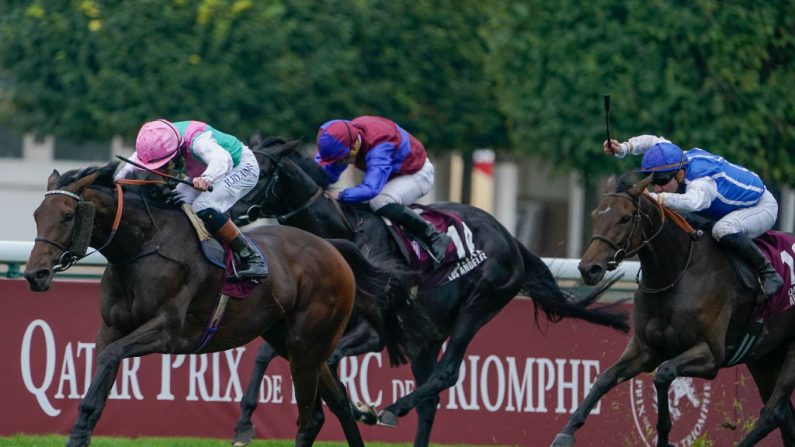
[
  {"xmin": 605, "ymin": 135, "xmax": 783, "ymax": 299},
  {"xmin": 315, "ymin": 115, "xmax": 451, "ymax": 264},
  {"xmin": 115, "ymin": 119, "xmax": 267, "ymax": 280}
]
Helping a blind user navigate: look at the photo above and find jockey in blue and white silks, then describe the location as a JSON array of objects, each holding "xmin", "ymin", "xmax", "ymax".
[{"xmin": 604, "ymin": 135, "xmax": 783, "ymax": 298}]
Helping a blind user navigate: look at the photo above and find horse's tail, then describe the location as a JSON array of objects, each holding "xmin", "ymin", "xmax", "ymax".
[
  {"xmin": 516, "ymin": 240, "xmax": 630, "ymax": 333},
  {"xmin": 327, "ymin": 239, "xmax": 438, "ymax": 366}
]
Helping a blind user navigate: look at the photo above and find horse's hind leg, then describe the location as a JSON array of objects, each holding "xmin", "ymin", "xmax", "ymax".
[
  {"xmin": 318, "ymin": 364, "xmax": 365, "ymax": 447},
  {"xmin": 740, "ymin": 346, "xmax": 795, "ymax": 447},
  {"xmin": 232, "ymin": 341, "xmax": 280, "ymax": 447},
  {"xmin": 410, "ymin": 342, "xmax": 444, "ymax": 447},
  {"xmin": 551, "ymin": 337, "xmax": 655, "ymax": 447}
]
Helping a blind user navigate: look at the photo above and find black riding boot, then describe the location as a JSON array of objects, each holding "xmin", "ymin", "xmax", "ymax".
[
  {"xmin": 377, "ymin": 203, "xmax": 452, "ymax": 265},
  {"xmin": 197, "ymin": 208, "xmax": 268, "ymax": 280},
  {"xmin": 719, "ymin": 232, "xmax": 783, "ymax": 298},
  {"xmin": 227, "ymin": 234, "xmax": 269, "ymax": 280}
]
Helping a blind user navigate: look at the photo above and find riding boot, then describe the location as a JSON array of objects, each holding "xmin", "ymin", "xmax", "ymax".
[
  {"xmin": 376, "ymin": 203, "xmax": 452, "ymax": 265},
  {"xmin": 719, "ymin": 232, "xmax": 783, "ymax": 299},
  {"xmin": 197, "ymin": 208, "xmax": 268, "ymax": 280}
]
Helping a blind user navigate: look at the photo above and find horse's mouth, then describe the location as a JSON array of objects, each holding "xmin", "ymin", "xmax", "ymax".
[{"xmin": 24, "ymin": 267, "xmax": 54, "ymax": 292}]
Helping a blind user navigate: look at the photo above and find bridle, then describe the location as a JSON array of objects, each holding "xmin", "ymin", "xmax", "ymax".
[
  {"xmin": 590, "ymin": 191, "xmax": 702, "ymax": 294},
  {"xmin": 244, "ymin": 150, "xmax": 361, "ymax": 233},
  {"xmin": 34, "ymin": 179, "xmax": 165, "ymax": 272}
]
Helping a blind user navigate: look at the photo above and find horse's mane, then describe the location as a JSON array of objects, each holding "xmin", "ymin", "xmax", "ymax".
[
  {"xmin": 615, "ymin": 171, "xmax": 644, "ymax": 194},
  {"xmin": 254, "ymin": 135, "xmax": 330, "ymax": 188},
  {"xmin": 57, "ymin": 161, "xmax": 119, "ymax": 188}
]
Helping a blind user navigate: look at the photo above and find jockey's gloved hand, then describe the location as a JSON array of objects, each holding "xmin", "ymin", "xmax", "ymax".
[{"xmin": 162, "ymin": 188, "xmax": 185, "ymax": 206}]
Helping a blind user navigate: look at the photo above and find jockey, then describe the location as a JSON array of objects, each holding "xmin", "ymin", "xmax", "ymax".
[
  {"xmin": 115, "ymin": 119, "xmax": 268, "ymax": 280},
  {"xmin": 315, "ymin": 115, "xmax": 452, "ymax": 264},
  {"xmin": 605, "ymin": 135, "xmax": 783, "ymax": 298}
]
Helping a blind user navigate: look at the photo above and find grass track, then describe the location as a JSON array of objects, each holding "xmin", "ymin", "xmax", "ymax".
[{"xmin": 0, "ymin": 435, "xmax": 496, "ymax": 447}]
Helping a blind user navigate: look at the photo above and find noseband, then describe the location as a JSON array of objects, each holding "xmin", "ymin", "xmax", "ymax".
[
  {"xmin": 590, "ymin": 191, "xmax": 702, "ymax": 294},
  {"xmin": 35, "ymin": 180, "xmax": 155, "ymax": 272}
]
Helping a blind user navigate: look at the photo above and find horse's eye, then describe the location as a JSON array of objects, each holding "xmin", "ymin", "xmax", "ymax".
[
  {"xmin": 619, "ymin": 214, "xmax": 632, "ymax": 224},
  {"xmin": 63, "ymin": 213, "xmax": 74, "ymax": 223}
]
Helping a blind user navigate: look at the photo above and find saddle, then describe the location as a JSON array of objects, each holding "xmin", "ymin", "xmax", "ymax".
[{"xmin": 181, "ymin": 204, "xmax": 260, "ymax": 298}]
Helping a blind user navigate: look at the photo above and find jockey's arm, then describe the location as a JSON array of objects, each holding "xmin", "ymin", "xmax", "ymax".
[
  {"xmin": 613, "ymin": 135, "xmax": 672, "ymax": 159},
  {"xmin": 113, "ymin": 153, "xmax": 143, "ymax": 180},
  {"xmin": 191, "ymin": 132, "xmax": 233, "ymax": 183},
  {"xmin": 338, "ymin": 142, "xmax": 393, "ymax": 203},
  {"xmin": 649, "ymin": 177, "xmax": 717, "ymax": 213}
]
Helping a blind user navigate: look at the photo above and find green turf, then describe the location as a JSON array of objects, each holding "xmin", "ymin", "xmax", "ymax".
[{"xmin": 0, "ymin": 435, "xmax": 502, "ymax": 447}]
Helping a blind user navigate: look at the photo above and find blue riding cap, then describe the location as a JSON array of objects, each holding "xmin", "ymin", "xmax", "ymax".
[{"xmin": 638, "ymin": 142, "xmax": 687, "ymax": 173}]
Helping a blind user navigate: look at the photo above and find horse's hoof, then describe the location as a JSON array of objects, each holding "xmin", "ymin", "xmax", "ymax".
[
  {"xmin": 66, "ymin": 435, "xmax": 91, "ymax": 447},
  {"xmin": 377, "ymin": 409, "xmax": 399, "ymax": 428},
  {"xmin": 353, "ymin": 401, "xmax": 378, "ymax": 425},
  {"xmin": 550, "ymin": 433, "xmax": 575, "ymax": 447},
  {"xmin": 232, "ymin": 424, "xmax": 255, "ymax": 447}
]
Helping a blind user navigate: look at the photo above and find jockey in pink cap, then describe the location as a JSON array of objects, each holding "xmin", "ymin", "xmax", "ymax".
[
  {"xmin": 115, "ymin": 119, "xmax": 267, "ymax": 280},
  {"xmin": 315, "ymin": 115, "xmax": 451, "ymax": 265}
]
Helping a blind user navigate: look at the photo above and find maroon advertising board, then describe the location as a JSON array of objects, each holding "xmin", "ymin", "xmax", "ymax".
[{"xmin": 0, "ymin": 278, "xmax": 782, "ymax": 446}]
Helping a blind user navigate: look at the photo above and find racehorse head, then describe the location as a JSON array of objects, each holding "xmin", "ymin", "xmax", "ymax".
[
  {"xmin": 231, "ymin": 136, "xmax": 330, "ymax": 226},
  {"xmin": 24, "ymin": 166, "xmax": 106, "ymax": 291},
  {"xmin": 579, "ymin": 172, "xmax": 653, "ymax": 285}
]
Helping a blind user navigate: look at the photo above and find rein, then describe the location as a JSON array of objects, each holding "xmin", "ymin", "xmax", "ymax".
[
  {"xmin": 251, "ymin": 150, "xmax": 362, "ymax": 233},
  {"xmin": 36, "ymin": 179, "xmax": 167, "ymax": 272},
  {"xmin": 590, "ymin": 191, "xmax": 702, "ymax": 294}
]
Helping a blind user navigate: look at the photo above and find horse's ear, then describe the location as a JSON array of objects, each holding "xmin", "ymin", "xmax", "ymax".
[
  {"xmin": 72, "ymin": 172, "xmax": 100, "ymax": 194},
  {"xmin": 47, "ymin": 170, "xmax": 60, "ymax": 191},
  {"xmin": 273, "ymin": 139, "xmax": 302, "ymax": 157},
  {"xmin": 249, "ymin": 131, "xmax": 263, "ymax": 148},
  {"xmin": 629, "ymin": 175, "xmax": 653, "ymax": 196},
  {"xmin": 605, "ymin": 175, "xmax": 616, "ymax": 193}
]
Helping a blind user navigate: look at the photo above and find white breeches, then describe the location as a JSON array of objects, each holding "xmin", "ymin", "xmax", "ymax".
[
  {"xmin": 712, "ymin": 189, "xmax": 778, "ymax": 240},
  {"xmin": 369, "ymin": 158, "xmax": 435, "ymax": 211},
  {"xmin": 177, "ymin": 148, "xmax": 259, "ymax": 213}
]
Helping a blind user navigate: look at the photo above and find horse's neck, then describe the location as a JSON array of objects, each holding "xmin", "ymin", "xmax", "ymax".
[
  {"xmin": 636, "ymin": 200, "xmax": 694, "ymax": 286},
  {"xmin": 87, "ymin": 188, "xmax": 181, "ymax": 262}
]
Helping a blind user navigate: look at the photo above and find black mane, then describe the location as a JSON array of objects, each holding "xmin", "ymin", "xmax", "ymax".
[
  {"xmin": 615, "ymin": 171, "xmax": 644, "ymax": 193},
  {"xmin": 57, "ymin": 161, "xmax": 119, "ymax": 188}
]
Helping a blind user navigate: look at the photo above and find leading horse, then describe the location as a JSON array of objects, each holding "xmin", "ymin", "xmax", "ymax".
[
  {"xmin": 229, "ymin": 137, "xmax": 631, "ymax": 446},
  {"xmin": 551, "ymin": 173, "xmax": 795, "ymax": 447},
  {"xmin": 23, "ymin": 162, "xmax": 408, "ymax": 447}
]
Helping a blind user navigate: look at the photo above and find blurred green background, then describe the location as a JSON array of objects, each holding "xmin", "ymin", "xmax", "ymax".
[{"xmin": 0, "ymin": 0, "xmax": 792, "ymax": 185}]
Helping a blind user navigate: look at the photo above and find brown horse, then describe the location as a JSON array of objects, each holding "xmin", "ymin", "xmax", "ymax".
[
  {"xmin": 23, "ymin": 162, "xmax": 406, "ymax": 447},
  {"xmin": 550, "ymin": 173, "xmax": 795, "ymax": 447}
]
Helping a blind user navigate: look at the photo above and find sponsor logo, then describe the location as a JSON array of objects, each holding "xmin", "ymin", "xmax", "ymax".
[{"xmin": 629, "ymin": 375, "xmax": 712, "ymax": 447}]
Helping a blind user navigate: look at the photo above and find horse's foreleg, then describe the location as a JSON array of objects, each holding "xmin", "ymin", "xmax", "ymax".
[
  {"xmin": 551, "ymin": 338, "xmax": 654, "ymax": 447},
  {"xmin": 232, "ymin": 342, "xmax": 280, "ymax": 447},
  {"xmin": 379, "ymin": 311, "xmax": 487, "ymax": 428},
  {"xmin": 738, "ymin": 341, "xmax": 795, "ymax": 447},
  {"xmin": 651, "ymin": 342, "xmax": 720, "ymax": 447},
  {"xmin": 67, "ymin": 315, "xmax": 169, "ymax": 447}
]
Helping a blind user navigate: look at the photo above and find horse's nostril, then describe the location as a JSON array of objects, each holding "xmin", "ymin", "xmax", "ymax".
[
  {"xmin": 588, "ymin": 265, "xmax": 604, "ymax": 277},
  {"xmin": 35, "ymin": 269, "xmax": 50, "ymax": 280}
]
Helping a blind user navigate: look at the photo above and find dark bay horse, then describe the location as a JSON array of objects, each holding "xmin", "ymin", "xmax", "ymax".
[
  {"xmin": 228, "ymin": 137, "xmax": 631, "ymax": 446},
  {"xmin": 23, "ymin": 162, "xmax": 408, "ymax": 447},
  {"xmin": 551, "ymin": 173, "xmax": 795, "ymax": 447}
]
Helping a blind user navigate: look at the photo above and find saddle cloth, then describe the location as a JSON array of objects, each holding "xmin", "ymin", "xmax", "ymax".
[
  {"xmin": 752, "ymin": 231, "xmax": 795, "ymax": 321},
  {"xmin": 388, "ymin": 205, "xmax": 488, "ymax": 290},
  {"xmin": 182, "ymin": 204, "xmax": 260, "ymax": 299}
]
